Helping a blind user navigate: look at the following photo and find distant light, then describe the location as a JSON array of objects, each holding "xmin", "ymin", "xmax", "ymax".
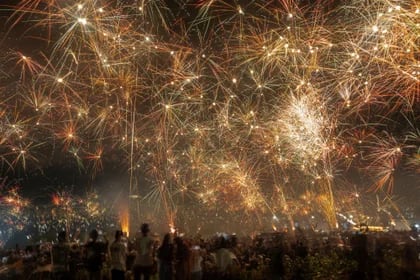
[{"xmin": 78, "ymin": 18, "xmax": 87, "ymax": 25}]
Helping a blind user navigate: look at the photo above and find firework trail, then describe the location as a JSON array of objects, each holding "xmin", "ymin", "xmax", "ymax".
[{"xmin": 0, "ymin": 0, "xmax": 418, "ymax": 230}]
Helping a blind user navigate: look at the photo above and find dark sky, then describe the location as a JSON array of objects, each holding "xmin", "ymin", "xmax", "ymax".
[{"xmin": 0, "ymin": 0, "xmax": 419, "ymax": 222}]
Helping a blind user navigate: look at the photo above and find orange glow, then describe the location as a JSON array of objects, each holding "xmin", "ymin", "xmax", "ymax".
[
  {"xmin": 52, "ymin": 194, "xmax": 60, "ymax": 205},
  {"xmin": 120, "ymin": 209, "xmax": 129, "ymax": 237}
]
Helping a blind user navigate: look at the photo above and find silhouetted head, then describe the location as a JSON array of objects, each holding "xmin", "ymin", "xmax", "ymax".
[
  {"xmin": 219, "ymin": 236, "xmax": 228, "ymax": 249},
  {"xmin": 58, "ymin": 231, "xmax": 67, "ymax": 242},
  {"xmin": 162, "ymin": 233, "xmax": 172, "ymax": 246},
  {"xmin": 174, "ymin": 236, "xmax": 183, "ymax": 246},
  {"xmin": 115, "ymin": 230, "xmax": 123, "ymax": 241},
  {"xmin": 141, "ymin": 223, "xmax": 150, "ymax": 235},
  {"xmin": 90, "ymin": 229, "xmax": 99, "ymax": 241}
]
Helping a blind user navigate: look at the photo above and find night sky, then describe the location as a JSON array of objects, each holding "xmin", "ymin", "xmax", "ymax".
[{"xmin": 0, "ymin": 0, "xmax": 419, "ymax": 238}]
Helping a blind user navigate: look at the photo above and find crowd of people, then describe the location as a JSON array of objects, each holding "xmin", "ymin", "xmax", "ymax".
[{"xmin": 0, "ymin": 224, "xmax": 418, "ymax": 280}]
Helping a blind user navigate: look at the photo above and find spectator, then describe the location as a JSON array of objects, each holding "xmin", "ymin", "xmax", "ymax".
[
  {"xmin": 215, "ymin": 237, "xmax": 238, "ymax": 280},
  {"xmin": 174, "ymin": 236, "xmax": 191, "ymax": 280},
  {"xmin": 110, "ymin": 230, "xmax": 127, "ymax": 280},
  {"xmin": 190, "ymin": 243, "xmax": 203, "ymax": 280},
  {"xmin": 51, "ymin": 231, "xmax": 70, "ymax": 280},
  {"xmin": 85, "ymin": 229, "xmax": 108, "ymax": 280},
  {"xmin": 157, "ymin": 233, "xmax": 174, "ymax": 280},
  {"xmin": 133, "ymin": 223, "xmax": 156, "ymax": 280}
]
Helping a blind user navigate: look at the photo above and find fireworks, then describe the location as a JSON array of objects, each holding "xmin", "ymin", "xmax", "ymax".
[
  {"xmin": 0, "ymin": 178, "xmax": 29, "ymax": 245},
  {"xmin": 0, "ymin": 0, "xmax": 418, "ymax": 232}
]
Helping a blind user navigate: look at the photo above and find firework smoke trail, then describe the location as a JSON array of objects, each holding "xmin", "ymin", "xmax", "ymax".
[{"xmin": 0, "ymin": 0, "xmax": 418, "ymax": 230}]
